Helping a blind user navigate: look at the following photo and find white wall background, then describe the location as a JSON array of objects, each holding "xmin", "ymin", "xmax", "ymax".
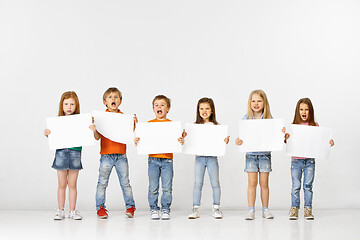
[{"xmin": 0, "ymin": 0, "xmax": 359, "ymax": 211}]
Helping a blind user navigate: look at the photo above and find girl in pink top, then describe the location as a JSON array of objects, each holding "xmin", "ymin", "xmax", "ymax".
[{"xmin": 284, "ymin": 98, "xmax": 334, "ymax": 220}]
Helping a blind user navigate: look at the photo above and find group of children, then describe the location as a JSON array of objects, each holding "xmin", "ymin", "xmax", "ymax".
[{"xmin": 44, "ymin": 88, "xmax": 334, "ymax": 221}]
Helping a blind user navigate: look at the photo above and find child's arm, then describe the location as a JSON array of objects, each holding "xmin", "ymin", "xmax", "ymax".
[
  {"xmin": 89, "ymin": 117, "xmax": 101, "ymax": 140},
  {"xmin": 224, "ymin": 136, "xmax": 230, "ymax": 144},
  {"xmin": 330, "ymin": 139, "xmax": 334, "ymax": 147},
  {"xmin": 133, "ymin": 114, "xmax": 138, "ymax": 131},
  {"xmin": 44, "ymin": 129, "xmax": 51, "ymax": 137},
  {"xmin": 235, "ymin": 138, "xmax": 243, "ymax": 146}
]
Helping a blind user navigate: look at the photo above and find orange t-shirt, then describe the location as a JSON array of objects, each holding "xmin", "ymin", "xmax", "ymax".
[
  {"xmin": 148, "ymin": 118, "xmax": 173, "ymax": 159},
  {"xmin": 100, "ymin": 109, "xmax": 127, "ymax": 155}
]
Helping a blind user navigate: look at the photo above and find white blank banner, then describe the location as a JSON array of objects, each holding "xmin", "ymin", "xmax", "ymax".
[
  {"xmin": 183, "ymin": 123, "xmax": 228, "ymax": 156},
  {"xmin": 286, "ymin": 124, "xmax": 332, "ymax": 159},
  {"xmin": 135, "ymin": 121, "xmax": 182, "ymax": 155},
  {"xmin": 46, "ymin": 113, "xmax": 94, "ymax": 150},
  {"xmin": 92, "ymin": 111, "xmax": 134, "ymax": 145},
  {"xmin": 238, "ymin": 119, "xmax": 284, "ymax": 152}
]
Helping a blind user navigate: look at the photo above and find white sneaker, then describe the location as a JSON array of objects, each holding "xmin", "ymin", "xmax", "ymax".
[
  {"xmin": 188, "ymin": 207, "xmax": 200, "ymax": 219},
  {"xmin": 161, "ymin": 211, "xmax": 170, "ymax": 220},
  {"xmin": 262, "ymin": 208, "xmax": 274, "ymax": 219},
  {"xmin": 212, "ymin": 206, "xmax": 223, "ymax": 219},
  {"xmin": 150, "ymin": 210, "xmax": 160, "ymax": 220},
  {"xmin": 54, "ymin": 209, "xmax": 65, "ymax": 220},
  {"xmin": 245, "ymin": 209, "xmax": 255, "ymax": 220},
  {"xmin": 68, "ymin": 210, "xmax": 82, "ymax": 220}
]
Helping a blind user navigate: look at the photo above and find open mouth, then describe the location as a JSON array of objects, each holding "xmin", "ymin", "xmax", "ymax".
[
  {"xmin": 157, "ymin": 110, "xmax": 163, "ymax": 114},
  {"xmin": 302, "ymin": 114, "xmax": 307, "ymax": 118},
  {"xmin": 111, "ymin": 102, "xmax": 116, "ymax": 107}
]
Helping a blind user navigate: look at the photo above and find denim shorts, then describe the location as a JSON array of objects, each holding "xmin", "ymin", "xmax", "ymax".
[
  {"xmin": 52, "ymin": 148, "xmax": 83, "ymax": 170},
  {"xmin": 244, "ymin": 153, "xmax": 272, "ymax": 172}
]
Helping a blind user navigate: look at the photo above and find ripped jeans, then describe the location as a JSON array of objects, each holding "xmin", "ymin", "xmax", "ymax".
[
  {"xmin": 95, "ymin": 154, "xmax": 135, "ymax": 210},
  {"xmin": 291, "ymin": 158, "xmax": 315, "ymax": 208}
]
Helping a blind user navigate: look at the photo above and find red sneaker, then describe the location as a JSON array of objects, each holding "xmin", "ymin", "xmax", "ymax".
[
  {"xmin": 97, "ymin": 206, "xmax": 108, "ymax": 219},
  {"xmin": 125, "ymin": 206, "xmax": 136, "ymax": 218}
]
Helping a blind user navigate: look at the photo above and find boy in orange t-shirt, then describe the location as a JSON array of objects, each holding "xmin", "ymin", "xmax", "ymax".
[
  {"xmin": 135, "ymin": 95, "xmax": 185, "ymax": 220},
  {"xmin": 90, "ymin": 87, "xmax": 136, "ymax": 219}
]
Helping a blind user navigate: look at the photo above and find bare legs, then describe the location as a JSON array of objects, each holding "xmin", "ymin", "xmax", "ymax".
[
  {"xmin": 57, "ymin": 170, "xmax": 79, "ymax": 211},
  {"xmin": 247, "ymin": 172, "xmax": 269, "ymax": 208}
]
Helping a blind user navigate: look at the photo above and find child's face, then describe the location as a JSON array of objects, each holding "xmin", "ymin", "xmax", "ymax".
[
  {"xmin": 153, "ymin": 99, "xmax": 170, "ymax": 120},
  {"xmin": 63, "ymin": 98, "xmax": 76, "ymax": 116},
  {"xmin": 251, "ymin": 94, "xmax": 264, "ymax": 114},
  {"xmin": 199, "ymin": 103, "xmax": 212, "ymax": 122},
  {"xmin": 299, "ymin": 103, "xmax": 310, "ymax": 122},
  {"xmin": 103, "ymin": 92, "xmax": 122, "ymax": 112}
]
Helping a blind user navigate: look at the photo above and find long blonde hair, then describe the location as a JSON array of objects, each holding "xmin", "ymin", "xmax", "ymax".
[
  {"xmin": 246, "ymin": 90, "xmax": 272, "ymax": 119},
  {"xmin": 58, "ymin": 91, "xmax": 80, "ymax": 116}
]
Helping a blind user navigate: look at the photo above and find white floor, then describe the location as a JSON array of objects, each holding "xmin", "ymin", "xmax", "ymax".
[{"xmin": 0, "ymin": 209, "xmax": 359, "ymax": 240}]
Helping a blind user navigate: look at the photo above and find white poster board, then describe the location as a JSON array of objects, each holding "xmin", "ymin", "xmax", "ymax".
[
  {"xmin": 46, "ymin": 113, "xmax": 94, "ymax": 150},
  {"xmin": 92, "ymin": 111, "xmax": 134, "ymax": 145},
  {"xmin": 183, "ymin": 123, "xmax": 228, "ymax": 156},
  {"xmin": 286, "ymin": 124, "xmax": 332, "ymax": 159},
  {"xmin": 238, "ymin": 119, "xmax": 284, "ymax": 152},
  {"xmin": 135, "ymin": 121, "xmax": 182, "ymax": 155}
]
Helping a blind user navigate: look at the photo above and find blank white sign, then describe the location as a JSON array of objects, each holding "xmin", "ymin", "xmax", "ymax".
[
  {"xmin": 183, "ymin": 123, "xmax": 228, "ymax": 156},
  {"xmin": 286, "ymin": 124, "xmax": 332, "ymax": 159},
  {"xmin": 46, "ymin": 113, "xmax": 94, "ymax": 150},
  {"xmin": 135, "ymin": 121, "xmax": 182, "ymax": 155},
  {"xmin": 238, "ymin": 119, "xmax": 284, "ymax": 152},
  {"xmin": 92, "ymin": 111, "xmax": 134, "ymax": 145}
]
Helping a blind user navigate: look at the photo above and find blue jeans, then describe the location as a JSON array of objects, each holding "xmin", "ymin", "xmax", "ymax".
[
  {"xmin": 148, "ymin": 157, "xmax": 173, "ymax": 212},
  {"xmin": 291, "ymin": 158, "xmax": 315, "ymax": 208},
  {"xmin": 96, "ymin": 154, "xmax": 135, "ymax": 210},
  {"xmin": 193, "ymin": 156, "xmax": 221, "ymax": 206}
]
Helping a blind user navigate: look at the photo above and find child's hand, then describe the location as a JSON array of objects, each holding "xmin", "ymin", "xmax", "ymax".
[
  {"xmin": 178, "ymin": 137, "xmax": 185, "ymax": 145},
  {"xmin": 282, "ymin": 127, "xmax": 286, "ymax": 134},
  {"xmin": 182, "ymin": 129, "xmax": 187, "ymax": 138},
  {"xmin": 235, "ymin": 138, "xmax": 243, "ymax": 146},
  {"xmin": 224, "ymin": 136, "xmax": 230, "ymax": 144},
  {"xmin": 329, "ymin": 139, "xmax": 334, "ymax": 147},
  {"xmin": 44, "ymin": 129, "xmax": 51, "ymax": 137},
  {"xmin": 134, "ymin": 137, "xmax": 140, "ymax": 146},
  {"xmin": 89, "ymin": 124, "xmax": 97, "ymax": 132},
  {"xmin": 284, "ymin": 133, "xmax": 290, "ymax": 143}
]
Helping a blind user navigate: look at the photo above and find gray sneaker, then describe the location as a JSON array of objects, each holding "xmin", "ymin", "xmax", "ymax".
[
  {"xmin": 54, "ymin": 209, "xmax": 65, "ymax": 220},
  {"xmin": 304, "ymin": 208, "xmax": 314, "ymax": 220},
  {"xmin": 68, "ymin": 210, "xmax": 82, "ymax": 220},
  {"xmin": 262, "ymin": 208, "xmax": 274, "ymax": 219},
  {"xmin": 188, "ymin": 207, "xmax": 200, "ymax": 219},
  {"xmin": 150, "ymin": 210, "xmax": 160, "ymax": 220},
  {"xmin": 212, "ymin": 206, "xmax": 223, "ymax": 219},
  {"xmin": 161, "ymin": 211, "xmax": 170, "ymax": 220},
  {"xmin": 289, "ymin": 207, "xmax": 299, "ymax": 220},
  {"xmin": 245, "ymin": 209, "xmax": 255, "ymax": 220}
]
